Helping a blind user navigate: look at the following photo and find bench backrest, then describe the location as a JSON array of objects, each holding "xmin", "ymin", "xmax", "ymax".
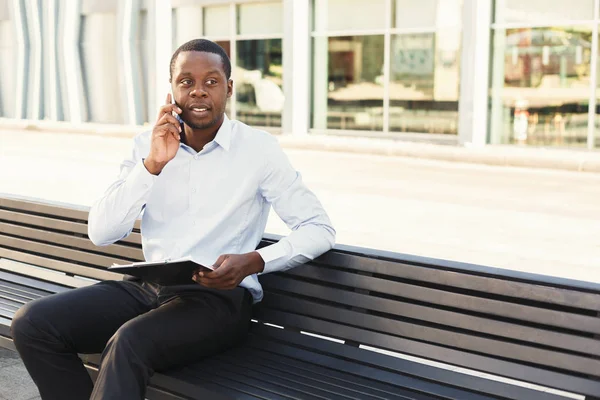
[{"xmin": 1, "ymin": 196, "xmax": 600, "ymax": 398}]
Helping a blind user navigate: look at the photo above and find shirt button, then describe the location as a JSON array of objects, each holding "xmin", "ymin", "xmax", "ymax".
[{"xmin": 191, "ymin": 188, "xmax": 196, "ymax": 193}]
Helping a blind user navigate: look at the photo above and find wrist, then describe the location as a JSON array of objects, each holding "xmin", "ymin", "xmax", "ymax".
[
  {"xmin": 143, "ymin": 158, "xmax": 167, "ymax": 175},
  {"xmin": 248, "ymin": 251, "xmax": 265, "ymax": 274}
]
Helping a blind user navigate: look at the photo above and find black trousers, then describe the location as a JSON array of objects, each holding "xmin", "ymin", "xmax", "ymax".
[{"xmin": 10, "ymin": 278, "xmax": 252, "ymax": 400}]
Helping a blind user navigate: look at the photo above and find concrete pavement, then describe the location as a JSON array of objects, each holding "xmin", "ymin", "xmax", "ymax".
[
  {"xmin": 2, "ymin": 117, "xmax": 600, "ymax": 173},
  {"xmin": 0, "ymin": 348, "xmax": 40, "ymax": 400}
]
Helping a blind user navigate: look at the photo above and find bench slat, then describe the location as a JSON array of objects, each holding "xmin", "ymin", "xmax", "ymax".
[
  {"xmin": 211, "ymin": 354, "xmax": 433, "ymax": 400},
  {"xmin": 245, "ymin": 335, "xmax": 511, "ymax": 400},
  {"xmin": 249, "ymin": 325, "xmax": 585, "ymax": 400},
  {"xmin": 1, "ymin": 222, "xmax": 143, "ymax": 261},
  {"xmin": 0, "ymin": 197, "xmax": 89, "ymax": 221},
  {"xmin": 0, "ymin": 235, "xmax": 132, "ymax": 269},
  {"xmin": 0, "ymin": 287, "xmax": 36, "ymax": 305},
  {"xmin": 0, "ymin": 280, "xmax": 50, "ymax": 299},
  {"xmin": 312, "ymin": 251, "xmax": 600, "ymax": 309},
  {"xmin": 198, "ymin": 359, "xmax": 363, "ymax": 400},
  {"xmin": 0, "ymin": 247, "xmax": 123, "ymax": 282},
  {"xmin": 253, "ymin": 309, "xmax": 600, "ymax": 397},
  {"xmin": 259, "ymin": 292, "xmax": 600, "ymax": 376},
  {"xmin": 260, "ymin": 275, "xmax": 600, "ymax": 356},
  {"xmin": 221, "ymin": 347, "xmax": 430, "ymax": 400},
  {"xmin": 0, "ymin": 260, "xmax": 96, "ymax": 289},
  {"xmin": 281, "ymin": 266, "xmax": 600, "ymax": 334},
  {"xmin": 172, "ymin": 366, "xmax": 291, "ymax": 400},
  {"xmin": 0, "ymin": 271, "xmax": 69, "ymax": 294},
  {"xmin": 0, "ymin": 209, "xmax": 142, "ymax": 246}
]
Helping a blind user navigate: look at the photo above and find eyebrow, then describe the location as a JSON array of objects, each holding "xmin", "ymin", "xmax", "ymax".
[{"xmin": 176, "ymin": 70, "xmax": 223, "ymax": 79}]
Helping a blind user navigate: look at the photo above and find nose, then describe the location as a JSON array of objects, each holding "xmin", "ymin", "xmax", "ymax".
[{"xmin": 190, "ymin": 85, "xmax": 208, "ymax": 98}]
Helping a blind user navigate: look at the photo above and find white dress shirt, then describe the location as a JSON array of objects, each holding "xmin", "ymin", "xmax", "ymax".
[{"xmin": 88, "ymin": 116, "xmax": 335, "ymax": 302}]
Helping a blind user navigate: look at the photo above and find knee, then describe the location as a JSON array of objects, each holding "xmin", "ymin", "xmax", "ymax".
[
  {"xmin": 105, "ymin": 322, "xmax": 149, "ymax": 363},
  {"xmin": 11, "ymin": 302, "xmax": 44, "ymax": 343}
]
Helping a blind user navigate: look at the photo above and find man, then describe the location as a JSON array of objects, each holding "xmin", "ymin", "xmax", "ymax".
[{"xmin": 10, "ymin": 39, "xmax": 335, "ymax": 400}]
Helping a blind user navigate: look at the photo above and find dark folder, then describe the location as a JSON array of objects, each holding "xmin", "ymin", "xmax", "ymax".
[{"xmin": 108, "ymin": 256, "xmax": 213, "ymax": 286}]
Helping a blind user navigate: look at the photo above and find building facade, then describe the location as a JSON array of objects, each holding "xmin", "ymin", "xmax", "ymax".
[{"xmin": 0, "ymin": 0, "xmax": 599, "ymax": 149}]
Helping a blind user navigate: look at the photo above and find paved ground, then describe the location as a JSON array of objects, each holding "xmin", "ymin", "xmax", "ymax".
[
  {"xmin": 0, "ymin": 127, "xmax": 598, "ymax": 398},
  {"xmin": 0, "ymin": 348, "xmax": 39, "ymax": 400}
]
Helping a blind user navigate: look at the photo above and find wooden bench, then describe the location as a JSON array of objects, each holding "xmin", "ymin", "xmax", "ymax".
[{"xmin": 1, "ymin": 194, "xmax": 599, "ymax": 400}]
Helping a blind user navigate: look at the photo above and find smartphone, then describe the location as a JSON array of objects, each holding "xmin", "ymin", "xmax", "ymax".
[{"xmin": 170, "ymin": 89, "xmax": 183, "ymax": 123}]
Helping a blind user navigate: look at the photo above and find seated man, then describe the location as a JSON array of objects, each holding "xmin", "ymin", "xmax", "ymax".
[{"xmin": 10, "ymin": 39, "xmax": 335, "ymax": 400}]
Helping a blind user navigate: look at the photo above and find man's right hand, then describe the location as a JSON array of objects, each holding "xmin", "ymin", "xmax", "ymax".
[{"xmin": 144, "ymin": 93, "xmax": 183, "ymax": 175}]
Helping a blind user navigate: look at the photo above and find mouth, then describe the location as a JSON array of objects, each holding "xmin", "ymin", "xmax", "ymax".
[{"xmin": 189, "ymin": 104, "xmax": 211, "ymax": 117}]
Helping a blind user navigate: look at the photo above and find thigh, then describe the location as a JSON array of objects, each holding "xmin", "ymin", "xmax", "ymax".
[
  {"xmin": 115, "ymin": 287, "xmax": 252, "ymax": 372},
  {"xmin": 15, "ymin": 280, "xmax": 156, "ymax": 354}
]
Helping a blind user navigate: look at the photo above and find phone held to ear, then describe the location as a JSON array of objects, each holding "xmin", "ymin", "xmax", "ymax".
[{"xmin": 170, "ymin": 90, "xmax": 182, "ymax": 123}]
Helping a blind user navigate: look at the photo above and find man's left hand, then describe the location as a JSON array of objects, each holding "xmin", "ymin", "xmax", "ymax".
[{"xmin": 193, "ymin": 252, "xmax": 265, "ymax": 290}]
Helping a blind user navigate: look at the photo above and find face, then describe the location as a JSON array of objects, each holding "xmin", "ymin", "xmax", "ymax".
[{"xmin": 171, "ymin": 51, "xmax": 233, "ymax": 131}]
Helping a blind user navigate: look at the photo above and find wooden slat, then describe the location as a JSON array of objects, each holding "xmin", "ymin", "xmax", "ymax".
[
  {"xmin": 1, "ymin": 222, "xmax": 143, "ymax": 260},
  {"xmin": 0, "ymin": 197, "xmax": 89, "ymax": 221},
  {"xmin": 0, "ymin": 235, "xmax": 131, "ymax": 269},
  {"xmin": 211, "ymin": 354, "xmax": 434, "ymax": 400},
  {"xmin": 0, "ymin": 286, "xmax": 37, "ymax": 304},
  {"xmin": 310, "ymin": 251, "xmax": 600, "ymax": 310},
  {"xmin": 250, "ymin": 319, "xmax": 600, "ymax": 398},
  {"xmin": 173, "ymin": 366, "xmax": 290, "ymax": 400},
  {"xmin": 259, "ymin": 293, "xmax": 600, "ymax": 376},
  {"xmin": 260, "ymin": 275, "xmax": 600, "ymax": 356},
  {"xmin": 0, "ymin": 280, "xmax": 50, "ymax": 299},
  {"xmin": 0, "ymin": 247, "xmax": 124, "ymax": 281},
  {"xmin": 0, "ymin": 259, "xmax": 96, "ymax": 289},
  {"xmin": 219, "ymin": 348, "xmax": 438, "ymax": 400},
  {"xmin": 247, "ymin": 327, "xmax": 572, "ymax": 400},
  {"xmin": 201, "ymin": 359, "xmax": 364, "ymax": 400},
  {"xmin": 0, "ymin": 209, "xmax": 142, "ymax": 246},
  {"xmin": 0, "ymin": 270, "xmax": 69, "ymax": 294},
  {"xmin": 281, "ymin": 266, "xmax": 600, "ymax": 334}
]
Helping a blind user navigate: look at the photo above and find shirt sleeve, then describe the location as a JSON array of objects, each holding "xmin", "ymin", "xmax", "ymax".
[
  {"xmin": 256, "ymin": 137, "xmax": 336, "ymax": 274},
  {"xmin": 87, "ymin": 136, "xmax": 156, "ymax": 246}
]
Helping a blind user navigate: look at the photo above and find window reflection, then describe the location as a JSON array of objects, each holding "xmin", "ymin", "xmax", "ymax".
[
  {"xmin": 489, "ymin": 27, "xmax": 592, "ymax": 146},
  {"xmin": 389, "ymin": 31, "xmax": 460, "ymax": 134},
  {"xmin": 236, "ymin": 39, "xmax": 283, "ymax": 127},
  {"xmin": 313, "ymin": 36, "xmax": 385, "ymax": 131}
]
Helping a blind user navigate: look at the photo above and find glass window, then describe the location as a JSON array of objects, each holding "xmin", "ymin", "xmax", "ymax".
[
  {"xmin": 0, "ymin": 18, "xmax": 15, "ymax": 117},
  {"xmin": 204, "ymin": 5, "xmax": 230, "ymax": 37},
  {"xmin": 596, "ymin": 35, "xmax": 600, "ymax": 148},
  {"xmin": 489, "ymin": 27, "xmax": 592, "ymax": 146},
  {"xmin": 79, "ymin": 13, "xmax": 123, "ymax": 123},
  {"xmin": 138, "ymin": 10, "xmax": 149, "ymax": 123},
  {"xmin": 389, "ymin": 30, "xmax": 461, "ymax": 134},
  {"xmin": 238, "ymin": 2, "xmax": 283, "ymax": 36},
  {"xmin": 313, "ymin": 0, "xmax": 386, "ymax": 32},
  {"xmin": 312, "ymin": 35, "xmax": 385, "ymax": 131},
  {"xmin": 393, "ymin": 0, "xmax": 462, "ymax": 30},
  {"xmin": 236, "ymin": 39, "xmax": 283, "ymax": 127},
  {"xmin": 494, "ymin": 0, "xmax": 595, "ymax": 24},
  {"xmin": 173, "ymin": 6, "xmax": 203, "ymax": 49}
]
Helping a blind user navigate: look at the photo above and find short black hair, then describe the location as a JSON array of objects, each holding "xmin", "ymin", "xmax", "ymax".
[{"xmin": 169, "ymin": 39, "xmax": 231, "ymax": 80}]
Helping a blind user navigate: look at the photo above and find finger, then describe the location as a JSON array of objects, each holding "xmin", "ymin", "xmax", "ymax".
[
  {"xmin": 166, "ymin": 92, "xmax": 171, "ymax": 105},
  {"xmin": 156, "ymin": 104, "xmax": 182, "ymax": 121},
  {"xmin": 213, "ymin": 255, "xmax": 228, "ymax": 269},
  {"xmin": 154, "ymin": 123, "xmax": 181, "ymax": 140},
  {"xmin": 157, "ymin": 113, "xmax": 182, "ymax": 130}
]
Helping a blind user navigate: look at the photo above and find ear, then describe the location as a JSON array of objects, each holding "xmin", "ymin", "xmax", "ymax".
[{"xmin": 227, "ymin": 79, "xmax": 234, "ymax": 98}]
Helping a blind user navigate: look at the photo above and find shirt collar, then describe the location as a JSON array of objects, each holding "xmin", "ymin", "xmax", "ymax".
[{"xmin": 213, "ymin": 114, "xmax": 231, "ymax": 151}]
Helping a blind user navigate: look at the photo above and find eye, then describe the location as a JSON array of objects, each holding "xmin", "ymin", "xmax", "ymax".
[
  {"xmin": 180, "ymin": 78, "xmax": 192, "ymax": 86},
  {"xmin": 206, "ymin": 79, "xmax": 218, "ymax": 86}
]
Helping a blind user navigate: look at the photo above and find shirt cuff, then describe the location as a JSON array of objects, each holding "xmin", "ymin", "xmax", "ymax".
[
  {"xmin": 256, "ymin": 242, "xmax": 289, "ymax": 274},
  {"xmin": 130, "ymin": 159, "xmax": 157, "ymax": 191}
]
